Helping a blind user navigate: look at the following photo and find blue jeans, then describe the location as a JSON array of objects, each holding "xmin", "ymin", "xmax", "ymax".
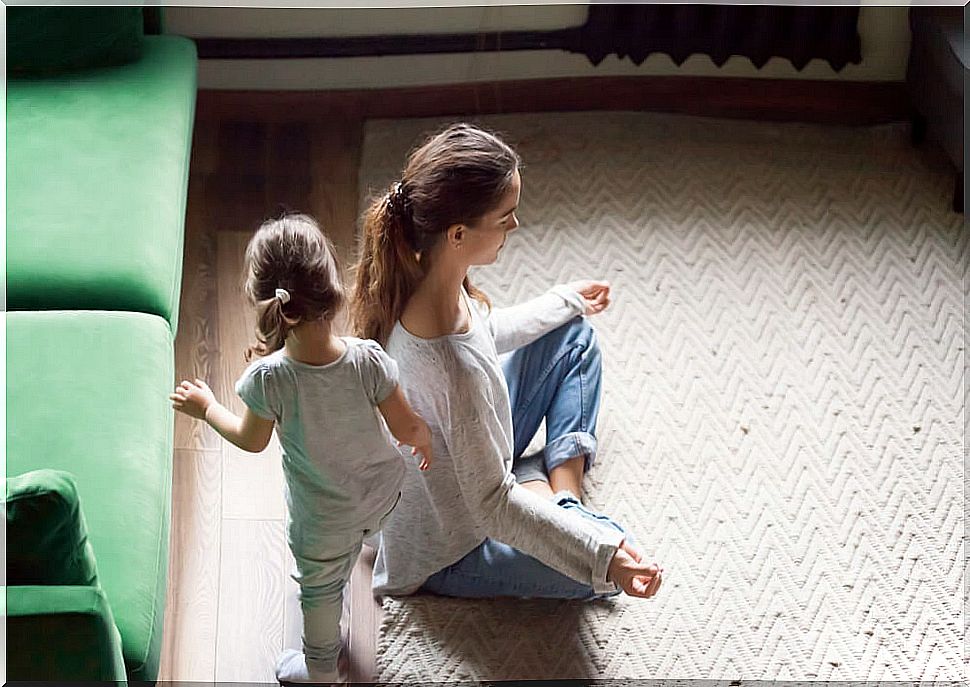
[{"xmin": 421, "ymin": 317, "xmax": 630, "ymax": 600}]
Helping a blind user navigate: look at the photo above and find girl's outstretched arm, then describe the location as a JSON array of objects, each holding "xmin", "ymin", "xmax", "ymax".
[
  {"xmin": 377, "ymin": 386, "xmax": 433, "ymax": 470},
  {"xmin": 171, "ymin": 379, "xmax": 275, "ymax": 453}
]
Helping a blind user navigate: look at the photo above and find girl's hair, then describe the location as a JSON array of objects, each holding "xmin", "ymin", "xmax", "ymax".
[
  {"xmin": 244, "ymin": 212, "xmax": 345, "ymax": 361},
  {"xmin": 351, "ymin": 122, "xmax": 522, "ymax": 345}
]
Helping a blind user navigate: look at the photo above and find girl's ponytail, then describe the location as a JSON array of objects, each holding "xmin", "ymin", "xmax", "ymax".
[
  {"xmin": 245, "ymin": 293, "xmax": 299, "ymax": 362},
  {"xmin": 243, "ymin": 213, "xmax": 345, "ymax": 361},
  {"xmin": 351, "ymin": 187, "xmax": 424, "ymax": 345}
]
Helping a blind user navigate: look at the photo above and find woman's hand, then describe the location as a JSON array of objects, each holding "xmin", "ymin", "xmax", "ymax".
[
  {"xmin": 170, "ymin": 378, "xmax": 216, "ymax": 421},
  {"xmin": 567, "ymin": 280, "xmax": 611, "ymax": 316},
  {"xmin": 607, "ymin": 539, "xmax": 663, "ymax": 598}
]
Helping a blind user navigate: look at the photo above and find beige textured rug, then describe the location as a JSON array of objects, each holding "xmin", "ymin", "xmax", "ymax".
[{"xmin": 358, "ymin": 112, "xmax": 966, "ymax": 682}]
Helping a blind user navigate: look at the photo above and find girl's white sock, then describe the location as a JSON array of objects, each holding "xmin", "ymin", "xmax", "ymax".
[{"xmin": 275, "ymin": 648, "xmax": 341, "ymax": 685}]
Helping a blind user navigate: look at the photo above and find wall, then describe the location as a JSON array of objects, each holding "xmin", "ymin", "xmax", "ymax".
[{"xmin": 164, "ymin": 5, "xmax": 913, "ymax": 90}]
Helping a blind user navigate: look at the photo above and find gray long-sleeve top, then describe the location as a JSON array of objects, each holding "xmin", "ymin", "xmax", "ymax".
[{"xmin": 372, "ymin": 284, "xmax": 624, "ymax": 596}]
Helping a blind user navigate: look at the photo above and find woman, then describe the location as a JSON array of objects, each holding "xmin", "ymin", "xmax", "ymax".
[{"xmin": 352, "ymin": 122, "xmax": 663, "ymax": 600}]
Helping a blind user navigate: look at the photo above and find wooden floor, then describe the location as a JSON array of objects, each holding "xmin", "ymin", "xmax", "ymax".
[{"xmin": 158, "ymin": 114, "xmax": 380, "ymax": 684}]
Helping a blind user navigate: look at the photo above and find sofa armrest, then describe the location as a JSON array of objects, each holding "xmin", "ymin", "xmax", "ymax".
[{"xmin": 6, "ymin": 585, "xmax": 128, "ymax": 683}]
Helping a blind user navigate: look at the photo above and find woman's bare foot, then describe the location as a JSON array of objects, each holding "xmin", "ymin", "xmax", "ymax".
[{"xmin": 519, "ymin": 479, "xmax": 555, "ymax": 499}]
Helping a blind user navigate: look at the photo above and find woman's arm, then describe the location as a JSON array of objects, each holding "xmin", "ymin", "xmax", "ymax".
[
  {"xmin": 485, "ymin": 281, "xmax": 610, "ymax": 354},
  {"xmin": 171, "ymin": 379, "xmax": 275, "ymax": 453},
  {"xmin": 448, "ymin": 395, "xmax": 662, "ymax": 597},
  {"xmin": 442, "ymin": 365, "xmax": 623, "ymax": 593}
]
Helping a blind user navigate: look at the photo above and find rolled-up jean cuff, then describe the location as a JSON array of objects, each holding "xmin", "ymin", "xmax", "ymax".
[{"xmin": 544, "ymin": 431, "xmax": 598, "ymax": 473}]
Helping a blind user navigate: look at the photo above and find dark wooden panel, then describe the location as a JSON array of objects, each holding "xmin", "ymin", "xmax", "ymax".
[
  {"xmin": 195, "ymin": 29, "xmax": 575, "ymax": 60},
  {"xmin": 196, "ymin": 76, "xmax": 909, "ymax": 126}
]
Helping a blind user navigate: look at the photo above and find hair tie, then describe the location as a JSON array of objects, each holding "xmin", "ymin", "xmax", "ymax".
[
  {"xmin": 388, "ymin": 181, "xmax": 410, "ymax": 216},
  {"xmin": 274, "ymin": 288, "xmax": 291, "ymax": 304},
  {"xmin": 387, "ymin": 181, "xmax": 417, "ymax": 248}
]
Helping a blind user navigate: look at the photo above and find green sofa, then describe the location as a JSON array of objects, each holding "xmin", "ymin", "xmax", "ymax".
[{"xmin": 5, "ymin": 7, "xmax": 197, "ymax": 682}]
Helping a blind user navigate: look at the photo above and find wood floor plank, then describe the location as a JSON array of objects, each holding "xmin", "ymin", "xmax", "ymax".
[
  {"xmin": 217, "ymin": 120, "xmax": 270, "ymax": 177},
  {"xmin": 208, "ymin": 172, "xmax": 273, "ymax": 233},
  {"xmin": 215, "ymin": 518, "xmax": 287, "ymax": 682},
  {"xmin": 221, "ymin": 435, "xmax": 286, "ymax": 521},
  {"xmin": 214, "ymin": 229, "xmax": 286, "ymax": 521},
  {"xmin": 308, "ymin": 116, "xmax": 362, "ymax": 264},
  {"xmin": 158, "ymin": 448, "xmax": 222, "ymax": 682},
  {"xmin": 213, "ymin": 120, "xmax": 280, "ymax": 230},
  {"xmin": 282, "ymin": 545, "xmax": 303, "ymax": 653},
  {"xmin": 174, "ymin": 172, "xmax": 221, "ymax": 451},
  {"xmin": 308, "ymin": 117, "xmax": 364, "ymax": 337},
  {"xmin": 348, "ymin": 544, "xmax": 380, "ymax": 684},
  {"xmin": 267, "ymin": 121, "xmax": 314, "ymax": 212},
  {"xmin": 214, "ymin": 229, "xmax": 257, "ymax": 418},
  {"xmin": 190, "ymin": 117, "xmax": 221, "ymax": 177}
]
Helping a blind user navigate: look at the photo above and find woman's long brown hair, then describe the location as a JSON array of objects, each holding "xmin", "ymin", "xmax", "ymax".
[{"xmin": 351, "ymin": 123, "xmax": 521, "ymax": 345}]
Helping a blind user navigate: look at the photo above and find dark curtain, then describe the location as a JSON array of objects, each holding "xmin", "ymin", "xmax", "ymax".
[{"xmin": 575, "ymin": 4, "xmax": 862, "ymax": 71}]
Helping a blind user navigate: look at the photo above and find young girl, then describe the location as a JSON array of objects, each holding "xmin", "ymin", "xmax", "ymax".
[{"xmin": 170, "ymin": 212, "xmax": 432, "ymax": 685}]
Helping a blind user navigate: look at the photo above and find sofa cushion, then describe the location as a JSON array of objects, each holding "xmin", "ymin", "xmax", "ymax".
[
  {"xmin": 7, "ymin": 7, "xmax": 145, "ymax": 75},
  {"xmin": 6, "ymin": 585, "xmax": 128, "ymax": 681},
  {"xmin": 6, "ymin": 36, "xmax": 197, "ymax": 329},
  {"xmin": 6, "ymin": 469, "xmax": 100, "ymax": 587},
  {"xmin": 6, "ymin": 311, "xmax": 175, "ymax": 680}
]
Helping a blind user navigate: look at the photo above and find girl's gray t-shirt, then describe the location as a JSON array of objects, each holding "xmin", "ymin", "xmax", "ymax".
[
  {"xmin": 235, "ymin": 337, "xmax": 406, "ymax": 551},
  {"xmin": 373, "ymin": 286, "xmax": 623, "ymax": 596}
]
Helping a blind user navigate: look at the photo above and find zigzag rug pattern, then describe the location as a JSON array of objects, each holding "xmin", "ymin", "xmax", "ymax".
[{"xmin": 358, "ymin": 112, "xmax": 966, "ymax": 682}]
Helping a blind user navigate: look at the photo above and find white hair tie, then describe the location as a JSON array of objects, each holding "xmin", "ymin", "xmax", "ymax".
[{"xmin": 274, "ymin": 288, "xmax": 291, "ymax": 304}]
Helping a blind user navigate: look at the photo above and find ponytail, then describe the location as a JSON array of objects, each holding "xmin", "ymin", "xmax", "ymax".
[
  {"xmin": 351, "ymin": 123, "xmax": 519, "ymax": 343},
  {"xmin": 245, "ymin": 294, "xmax": 300, "ymax": 362},
  {"xmin": 351, "ymin": 190, "xmax": 424, "ymax": 345},
  {"xmin": 243, "ymin": 212, "xmax": 343, "ymax": 362}
]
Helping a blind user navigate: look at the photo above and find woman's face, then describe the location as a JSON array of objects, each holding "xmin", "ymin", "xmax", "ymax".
[{"xmin": 463, "ymin": 168, "xmax": 521, "ymax": 266}]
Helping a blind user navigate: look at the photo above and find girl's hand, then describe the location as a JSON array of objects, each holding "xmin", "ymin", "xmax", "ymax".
[
  {"xmin": 566, "ymin": 280, "xmax": 611, "ymax": 316},
  {"xmin": 607, "ymin": 539, "xmax": 663, "ymax": 598},
  {"xmin": 380, "ymin": 386, "xmax": 433, "ymax": 471},
  {"xmin": 405, "ymin": 421, "xmax": 433, "ymax": 471},
  {"xmin": 170, "ymin": 378, "xmax": 217, "ymax": 421},
  {"xmin": 411, "ymin": 443, "xmax": 432, "ymax": 471}
]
